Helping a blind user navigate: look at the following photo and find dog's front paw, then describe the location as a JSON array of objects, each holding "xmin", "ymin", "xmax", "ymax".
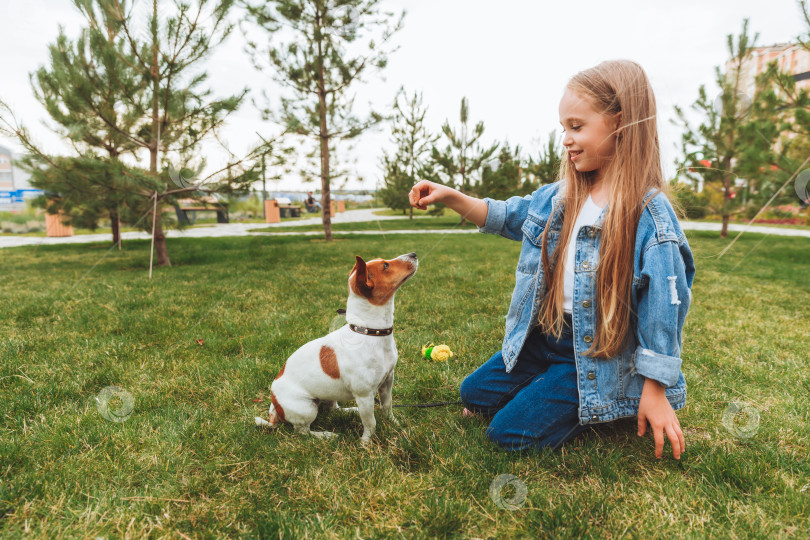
[{"xmin": 387, "ymin": 412, "xmax": 401, "ymax": 426}]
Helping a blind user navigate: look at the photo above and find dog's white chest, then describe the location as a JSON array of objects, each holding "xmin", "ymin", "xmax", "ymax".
[{"xmin": 338, "ymin": 326, "xmax": 398, "ymax": 375}]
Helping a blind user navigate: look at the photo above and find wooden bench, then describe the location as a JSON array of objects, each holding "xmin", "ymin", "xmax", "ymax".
[
  {"xmin": 173, "ymin": 198, "xmax": 229, "ymax": 224},
  {"xmin": 278, "ymin": 204, "xmax": 301, "ymax": 218}
]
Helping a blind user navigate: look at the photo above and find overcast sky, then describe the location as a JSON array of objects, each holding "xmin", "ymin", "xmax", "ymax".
[{"xmin": 0, "ymin": 0, "xmax": 807, "ymax": 192}]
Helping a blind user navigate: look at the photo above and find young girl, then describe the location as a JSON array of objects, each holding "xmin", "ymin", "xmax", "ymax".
[{"xmin": 408, "ymin": 59, "xmax": 695, "ymax": 460}]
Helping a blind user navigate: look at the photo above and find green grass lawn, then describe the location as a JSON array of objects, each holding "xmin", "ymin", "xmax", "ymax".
[{"xmin": 1, "ymin": 231, "xmax": 808, "ymax": 538}]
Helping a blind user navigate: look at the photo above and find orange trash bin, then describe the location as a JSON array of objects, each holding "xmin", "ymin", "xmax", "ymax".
[
  {"xmin": 265, "ymin": 200, "xmax": 281, "ymax": 223},
  {"xmin": 45, "ymin": 210, "xmax": 73, "ymax": 237}
]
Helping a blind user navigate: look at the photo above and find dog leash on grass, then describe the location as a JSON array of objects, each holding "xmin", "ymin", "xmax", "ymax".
[{"xmin": 392, "ymin": 400, "xmax": 463, "ymax": 408}]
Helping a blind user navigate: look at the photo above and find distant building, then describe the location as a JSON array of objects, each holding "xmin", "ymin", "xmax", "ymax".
[
  {"xmin": 726, "ymin": 42, "xmax": 809, "ymax": 150},
  {"xmin": 716, "ymin": 42, "xmax": 809, "ymax": 199},
  {"xmin": 0, "ymin": 144, "xmax": 41, "ymax": 212},
  {"xmin": 726, "ymin": 41, "xmax": 810, "ymax": 97},
  {"xmin": 0, "ymin": 145, "xmax": 13, "ymax": 190}
]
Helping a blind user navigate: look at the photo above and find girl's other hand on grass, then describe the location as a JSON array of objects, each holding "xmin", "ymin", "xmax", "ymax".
[
  {"xmin": 637, "ymin": 377, "xmax": 686, "ymax": 460},
  {"xmin": 409, "ymin": 180, "xmax": 453, "ymax": 210}
]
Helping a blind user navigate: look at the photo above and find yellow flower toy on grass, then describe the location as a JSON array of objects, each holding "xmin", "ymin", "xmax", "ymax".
[{"xmin": 421, "ymin": 343, "xmax": 454, "ymax": 362}]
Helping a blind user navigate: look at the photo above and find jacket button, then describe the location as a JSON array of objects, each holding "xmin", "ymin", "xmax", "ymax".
[
  {"xmin": 591, "ymin": 415, "xmax": 599, "ymax": 422},
  {"xmin": 582, "ymin": 300, "xmax": 591, "ymax": 308},
  {"xmin": 588, "ymin": 229, "xmax": 596, "ymax": 238},
  {"xmin": 587, "ymin": 372, "xmax": 596, "ymax": 380},
  {"xmin": 582, "ymin": 261, "xmax": 590, "ymax": 270},
  {"xmin": 583, "ymin": 335, "xmax": 593, "ymax": 343}
]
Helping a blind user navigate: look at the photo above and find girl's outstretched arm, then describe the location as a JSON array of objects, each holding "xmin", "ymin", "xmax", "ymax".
[{"xmin": 409, "ymin": 179, "xmax": 542, "ymax": 241}]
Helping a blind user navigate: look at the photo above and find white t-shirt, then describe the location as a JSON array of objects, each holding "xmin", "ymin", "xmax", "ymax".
[{"xmin": 563, "ymin": 194, "xmax": 605, "ymax": 313}]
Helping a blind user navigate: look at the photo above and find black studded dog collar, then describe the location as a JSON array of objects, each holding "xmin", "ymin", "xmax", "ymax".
[
  {"xmin": 336, "ymin": 309, "xmax": 393, "ymax": 337},
  {"xmin": 348, "ymin": 323, "xmax": 393, "ymax": 336}
]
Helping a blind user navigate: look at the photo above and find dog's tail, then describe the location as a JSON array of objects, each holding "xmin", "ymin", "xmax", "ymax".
[{"xmin": 254, "ymin": 402, "xmax": 281, "ymax": 428}]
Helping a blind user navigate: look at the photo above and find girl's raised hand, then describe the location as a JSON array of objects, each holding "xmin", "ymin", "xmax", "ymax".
[{"xmin": 409, "ymin": 180, "xmax": 449, "ymax": 210}]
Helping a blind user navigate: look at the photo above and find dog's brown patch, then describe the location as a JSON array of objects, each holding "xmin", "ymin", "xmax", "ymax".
[
  {"xmin": 319, "ymin": 346, "xmax": 340, "ymax": 379},
  {"xmin": 270, "ymin": 390, "xmax": 286, "ymax": 424},
  {"xmin": 275, "ymin": 362, "xmax": 286, "ymax": 380}
]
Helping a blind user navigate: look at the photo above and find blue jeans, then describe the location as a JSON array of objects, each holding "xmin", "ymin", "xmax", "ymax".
[{"xmin": 460, "ymin": 312, "xmax": 595, "ymax": 451}]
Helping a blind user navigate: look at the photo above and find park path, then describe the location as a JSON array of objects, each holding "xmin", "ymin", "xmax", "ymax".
[{"xmin": 1, "ymin": 208, "xmax": 809, "ymax": 249}]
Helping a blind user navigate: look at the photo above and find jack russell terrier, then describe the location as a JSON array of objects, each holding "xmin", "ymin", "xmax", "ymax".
[{"xmin": 255, "ymin": 252, "xmax": 418, "ymax": 443}]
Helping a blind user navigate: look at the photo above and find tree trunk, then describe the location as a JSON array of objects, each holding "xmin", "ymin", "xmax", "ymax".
[
  {"xmin": 319, "ymin": 92, "xmax": 332, "ymax": 242},
  {"xmin": 150, "ymin": 0, "xmax": 170, "ymax": 266},
  {"xmin": 110, "ymin": 209, "xmax": 121, "ymax": 248},
  {"xmin": 721, "ymin": 160, "xmax": 731, "ymax": 238},
  {"xmin": 316, "ymin": 12, "xmax": 332, "ymax": 242},
  {"xmin": 153, "ymin": 206, "xmax": 170, "ymax": 264},
  {"xmin": 108, "ymin": 150, "xmax": 122, "ymax": 250}
]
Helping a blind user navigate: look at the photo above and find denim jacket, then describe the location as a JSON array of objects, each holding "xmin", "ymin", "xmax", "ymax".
[{"xmin": 479, "ymin": 181, "xmax": 696, "ymax": 425}]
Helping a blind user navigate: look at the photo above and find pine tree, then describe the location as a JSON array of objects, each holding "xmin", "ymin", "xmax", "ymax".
[
  {"xmin": 672, "ymin": 18, "xmax": 771, "ymax": 237},
  {"xmin": 745, "ymin": 0, "xmax": 810, "ymax": 209},
  {"xmin": 431, "ymin": 96, "xmax": 498, "ymax": 224},
  {"xmin": 243, "ymin": 0, "xmax": 405, "ymax": 240},
  {"xmin": 29, "ymin": 22, "xmax": 144, "ymax": 248},
  {"xmin": 378, "ymin": 154, "xmax": 411, "ymax": 215},
  {"xmin": 73, "ymin": 0, "xmax": 251, "ymax": 266},
  {"xmin": 380, "ymin": 87, "xmax": 438, "ymax": 219},
  {"xmin": 2, "ymin": 1, "xmax": 270, "ymax": 267},
  {"xmin": 525, "ymin": 130, "xmax": 564, "ymax": 188},
  {"xmin": 22, "ymin": 155, "xmax": 152, "ymax": 234},
  {"xmin": 479, "ymin": 143, "xmax": 524, "ymax": 201}
]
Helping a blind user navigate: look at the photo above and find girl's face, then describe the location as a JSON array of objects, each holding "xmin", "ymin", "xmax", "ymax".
[{"xmin": 558, "ymin": 88, "xmax": 622, "ymax": 183}]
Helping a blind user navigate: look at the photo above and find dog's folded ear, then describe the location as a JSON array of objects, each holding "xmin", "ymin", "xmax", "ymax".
[{"xmin": 351, "ymin": 255, "xmax": 374, "ymax": 297}]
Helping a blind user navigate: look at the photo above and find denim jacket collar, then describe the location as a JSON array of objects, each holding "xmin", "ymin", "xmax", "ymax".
[{"xmin": 548, "ymin": 185, "xmax": 609, "ymax": 232}]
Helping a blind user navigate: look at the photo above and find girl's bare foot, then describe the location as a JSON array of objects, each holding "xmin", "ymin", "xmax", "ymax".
[{"xmin": 462, "ymin": 407, "xmax": 480, "ymax": 418}]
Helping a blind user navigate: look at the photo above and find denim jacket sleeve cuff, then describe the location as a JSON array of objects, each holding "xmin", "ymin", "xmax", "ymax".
[
  {"xmin": 478, "ymin": 197, "xmax": 507, "ymax": 235},
  {"xmin": 633, "ymin": 346, "xmax": 682, "ymax": 388}
]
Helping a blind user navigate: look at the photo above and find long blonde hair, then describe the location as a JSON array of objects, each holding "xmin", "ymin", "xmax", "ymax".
[{"xmin": 536, "ymin": 59, "xmax": 685, "ymax": 357}]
